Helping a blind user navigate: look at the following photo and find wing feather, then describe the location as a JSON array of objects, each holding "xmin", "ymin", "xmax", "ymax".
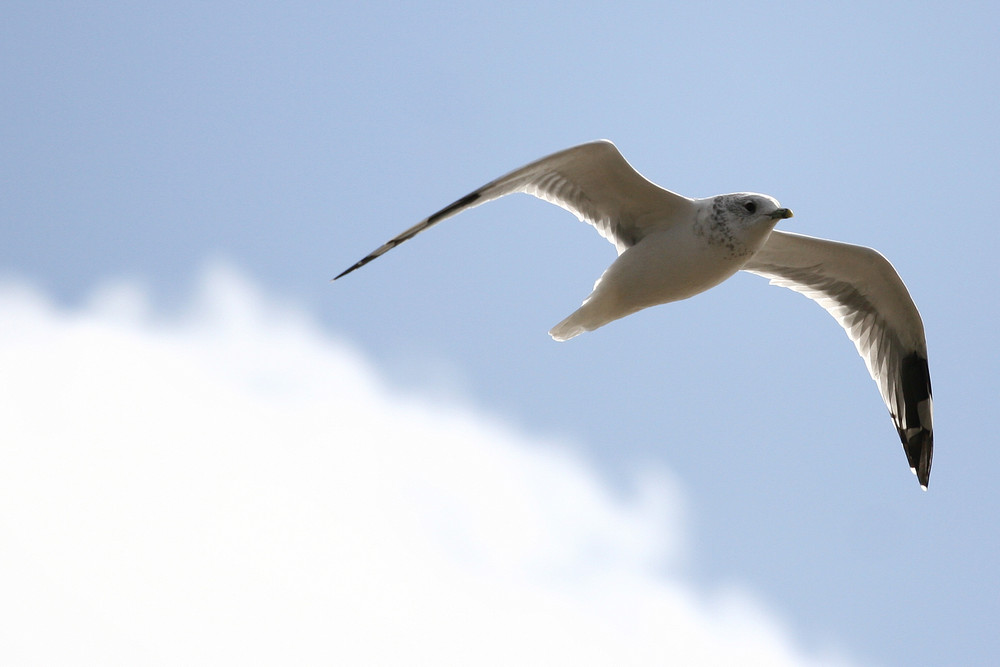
[
  {"xmin": 743, "ymin": 230, "xmax": 934, "ymax": 488},
  {"xmin": 334, "ymin": 141, "xmax": 693, "ymax": 279}
]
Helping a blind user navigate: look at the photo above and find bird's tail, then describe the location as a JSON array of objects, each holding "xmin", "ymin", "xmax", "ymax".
[
  {"xmin": 549, "ymin": 296, "xmax": 623, "ymax": 341},
  {"xmin": 548, "ymin": 315, "xmax": 588, "ymax": 342},
  {"xmin": 549, "ymin": 267, "xmax": 643, "ymax": 341}
]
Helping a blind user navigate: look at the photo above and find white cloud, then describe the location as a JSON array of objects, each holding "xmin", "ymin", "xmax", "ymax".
[{"xmin": 0, "ymin": 264, "xmax": 858, "ymax": 666}]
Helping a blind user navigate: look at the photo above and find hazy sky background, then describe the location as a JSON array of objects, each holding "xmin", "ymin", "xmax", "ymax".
[{"xmin": 3, "ymin": 2, "xmax": 999, "ymax": 664}]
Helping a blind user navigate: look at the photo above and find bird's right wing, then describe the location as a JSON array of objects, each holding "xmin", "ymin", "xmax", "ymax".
[
  {"xmin": 334, "ymin": 141, "xmax": 693, "ymax": 280},
  {"xmin": 742, "ymin": 230, "xmax": 933, "ymax": 488}
]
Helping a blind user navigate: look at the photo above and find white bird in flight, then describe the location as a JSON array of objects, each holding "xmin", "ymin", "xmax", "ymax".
[{"xmin": 335, "ymin": 140, "xmax": 933, "ymax": 488}]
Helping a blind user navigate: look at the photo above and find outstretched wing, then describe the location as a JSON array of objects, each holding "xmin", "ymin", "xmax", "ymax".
[
  {"xmin": 334, "ymin": 140, "xmax": 693, "ymax": 280},
  {"xmin": 742, "ymin": 230, "xmax": 934, "ymax": 488}
]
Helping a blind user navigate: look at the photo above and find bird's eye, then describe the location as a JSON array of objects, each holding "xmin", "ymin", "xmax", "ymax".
[{"xmin": 743, "ymin": 201, "xmax": 757, "ymax": 214}]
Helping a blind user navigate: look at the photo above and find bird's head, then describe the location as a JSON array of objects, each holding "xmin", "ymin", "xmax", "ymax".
[
  {"xmin": 693, "ymin": 193, "xmax": 793, "ymax": 259},
  {"xmin": 718, "ymin": 193, "xmax": 794, "ymax": 228}
]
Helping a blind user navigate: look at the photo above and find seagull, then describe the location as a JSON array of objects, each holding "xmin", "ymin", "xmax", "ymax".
[{"xmin": 335, "ymin": 140, "xmax": 933, "ymax": 489}]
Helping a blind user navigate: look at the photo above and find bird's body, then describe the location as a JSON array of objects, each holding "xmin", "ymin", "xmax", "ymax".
[
  {"xmin": 549, "ymin": 196, "xmax": 785, "ymax": 340},
  {"xmin": 336, "ymin": 141, "xmax": 934, "ymax": 488}
]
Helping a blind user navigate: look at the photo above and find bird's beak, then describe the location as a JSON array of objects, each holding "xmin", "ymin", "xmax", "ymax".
[{"xmin": 771, "ymin": 208, "xmax": 794, "ymax": 220}]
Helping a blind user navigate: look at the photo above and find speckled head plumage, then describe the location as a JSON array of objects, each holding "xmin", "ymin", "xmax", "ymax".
[{"xmin": 694, "ymin": 193, "xmax": 794, "ymax": 259}]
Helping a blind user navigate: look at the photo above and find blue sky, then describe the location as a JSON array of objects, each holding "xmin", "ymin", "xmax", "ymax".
[{"xmin": 3, "ymin": 2, "xmax": 999, "ymax": 664}]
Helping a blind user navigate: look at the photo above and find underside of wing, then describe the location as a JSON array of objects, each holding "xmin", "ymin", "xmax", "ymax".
[
  {"xmin": 335, "ymin": 141, "xmax": 693, "ymax": 279},
  {"xmin": 508, "ymin": 141, "xmax": 693, "ymax": 252},
  {"xmin": 742, "ymin": 230, "xmax": 933, "ymax": 488}
]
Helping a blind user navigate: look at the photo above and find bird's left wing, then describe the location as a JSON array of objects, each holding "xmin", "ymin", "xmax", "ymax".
[
  {"xmin": 334, "ymin": 141, "xmax": 693, "ymax": 280},
  {"xmin": 742, "ymin": 230, "xmax": 934, "ymax": 488}
]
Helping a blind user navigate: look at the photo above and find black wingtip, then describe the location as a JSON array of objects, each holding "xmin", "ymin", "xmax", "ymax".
[
  {"xmin": 333, "ymin": 191, "xmax": 484, "ymax": 284},
  {"xmin": 333, "ymin": 251, "xmax": 384, "ymax": 282},
  {"xmin": 332, "ymin": 263, "xmax": 359, "ymax": 282},
  {"xmin": 898, "ymin": 352, "xmax": 933, "ymax": 489},
  {"xmin": 902, "ymin": 428, "xmax": 933, "ymax": 490}
]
